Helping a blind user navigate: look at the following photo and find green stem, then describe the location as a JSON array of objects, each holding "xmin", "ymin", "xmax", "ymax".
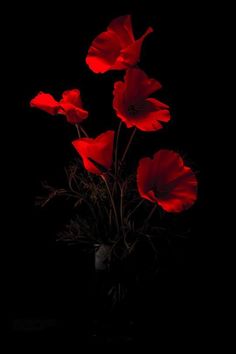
[{"xmin": 101, "ymin": 175, "xmax": 120, "ymax": 236}]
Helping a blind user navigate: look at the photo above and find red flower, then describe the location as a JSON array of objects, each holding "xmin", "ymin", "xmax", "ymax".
[
  {"xmin": 30, "ymin": 92, "xmax": 60, "ymax": 115},
  {"xmin": 137, "ymin": 150, "xmax": 197, "ymax": 212},
  {"xmin": 86, "ymin": 15, "xmax": 153, "ymax": 73},
  {"xmin": 58, "ymin": 89, "xmax": 88, "ymax": 124},
  {"xmin": 113, "ymin": 68, "xmax": 171, "ymax": 131},
  {"xmin": 72, "ymin": 131, "xmax": 115, "ymax": 175},
  {"xmin": 30, "ymin": 89, "xmax": 88, "ymax": 124}
]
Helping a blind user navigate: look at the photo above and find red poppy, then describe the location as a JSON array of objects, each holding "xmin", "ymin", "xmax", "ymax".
[
  {"xmin": 72, "ymin": 131, "xmax": 115, "ymax": 175},
  {"xmin": 30, "ymin": 89, "xmax": 88, "ymax": 124},
  {"xmin": 113, "ymin": 68, "xmax": 171, "ymax": 131},
  {"xmin": 86, "ymin": 15, "xmax": 153, "ymax": 73},
  {"xmin": 30, "ymin": 92, "xmax": 60, "ymax": 115},
  {"xmin": 58, "ymin": 89, "xmax": 88, "ymax": 124},
  {"xmin": 137, "ymin": 150, "xmax": 197, "ymax": 212}
]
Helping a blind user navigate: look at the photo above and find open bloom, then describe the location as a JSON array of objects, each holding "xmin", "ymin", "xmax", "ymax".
[
  {"xmin": 137, "ymin": 150, "xmax": 197, "ymax": 212},
  {"xmin": 30, "ymin": 89, "xmax": 88, "ymax": 124},
  {"xmin": 113, "ymin": 68, "xmax": 171, "ymax": 131},
  {"xmin": 72, "ymin": 131, "xmax": 115, "ymax": 175},
  {"xmin": 86, "ymin": 15, "xmax": 153, "ymax": 73}
]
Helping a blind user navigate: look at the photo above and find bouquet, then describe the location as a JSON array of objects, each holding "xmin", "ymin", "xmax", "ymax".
[{"xmin": 30, "ymin": 15, "xmax": 198, "ymax": 274}]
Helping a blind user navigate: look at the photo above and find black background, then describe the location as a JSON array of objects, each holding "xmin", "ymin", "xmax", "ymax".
[{"xmin": 6, "ymin": 0, "xmax": 216, "ymax": 348}]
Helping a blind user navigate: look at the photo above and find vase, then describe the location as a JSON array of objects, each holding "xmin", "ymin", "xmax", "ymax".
[{"xmin": 91, "ymin": 243, "xmax": 137, "ymax": 343}]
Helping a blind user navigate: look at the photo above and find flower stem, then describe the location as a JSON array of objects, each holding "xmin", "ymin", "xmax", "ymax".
[
  {"xmin": 75, "ymin": 124, "xmax": 81, "ymax": 138},
  {"xmin": 119, "ymin": 183, "xmax": 124, "ymax": 227},
  {"xmin": 80, "ymin": 126, "xmax": 88, "ymax": 137},
  {"xmin": 115, "ymin": 121, "xmax": 122, "ymax": 177},
  {"xmin": 127, "ymin": 199, "xmax": 144, "ymax": 221},
  {"xmin": 119, "ymin": 127, "xmax": 136, "ymax": 169},
  {"xmin": 143, "ymin": 204, "xmax": 158, "ymax": 226},
  {"xmin": 101, "ymin": 175, "xmax": 120, "ymax": 236},
  {"xmin": 75, "ymin": 124, "xmax": 88, "ymax": 138}
]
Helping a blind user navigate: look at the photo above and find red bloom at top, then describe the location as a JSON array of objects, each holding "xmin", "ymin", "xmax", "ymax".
[
  {"xmin": 137, "ymin": 150, "xmax": 197, "ymax": 212},
  {"xmin": 72, "ymin": 131, "xmax": 115, "ymax": 175},
  {"xmin": 113, "ymin": 68, "xmax": 171, "ymax": 131},
  {"xmin": 30, "ymin": 89, "xmax": 88, "ymax": 124},
  {"xmin": 86, "ymin": 15, "xmax": 153, "ymax": 73}
]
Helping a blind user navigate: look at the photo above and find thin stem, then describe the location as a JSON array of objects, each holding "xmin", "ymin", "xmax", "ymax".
[
  {"xmin": 119, "ymin": 127, "xmax": 136, "ymax": 169},
  {"xmin": 126, "ymin": 199, "xmax": 144, "ymax": 221},
  {"xmin": 101, "ymin": 175, "xmax": 120, "ymax": 236},
  {"xmin": 140, "ymin": 232, "xmax": 159, "ymax": 258},
  {"xmin": 80, "ymin": 126, "xmax": 89, "ymax": 137},
  {"xmin": 115, "ymin": 121, "xmax": 122, "ymax": 177},
  {"xmin": 120, "ymin": 183, "xmax": 124, "ymax": 227},
  {"xmin": 111, "ymin": 122, "xmax": 122, "ymax": 203},
  {"xmin": 75, "ymin": 124, "xmax": 81, "ymax": 138},
  {"xmin": 143, "ymin": 204, "xmax": 158, "ymax": 227},
  {"xmin": 119, "ymin": 182, "xmax": 130, "ymax": 251},
  {"xmin": 66, "ymin": 172, "xmax": 99, "ymax": 225}
]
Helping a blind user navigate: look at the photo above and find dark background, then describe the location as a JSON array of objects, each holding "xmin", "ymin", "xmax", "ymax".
[{"xmin": 6, "ymin": 0, "xmax": 216, "ymax": 348}]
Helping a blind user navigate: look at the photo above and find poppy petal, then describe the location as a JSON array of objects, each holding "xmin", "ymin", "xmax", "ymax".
[
  {"xmin": 59, "ymin": 103, "xmax": 88, "ymax": 124},
  {"xmin": 113, "ymin": 89, "xmax": 170, "ymax": 131},
  {"xmin": 72, "ymin": 131, "xmax": 115, "ymax": 175},
  {"xmin": 157, "ymin": 171, "xmax": 197, "ymax": 212},
  {"xmin": 86, "ymin": 15, "xmax": 153, "ymax": 73},
  {"xmin": 137, "ymin": 150, "xmax": 198, "ymax": 213},
  {"xmin": 124, "ymin": 68, "xmax": 162, "ymax": 104},
  {"xmin": 137, "ymin": 157, "xmax": 158, "ymax": 203},
  {"xmin": 150, "ymin": 150, "xmax": 187, "ymax": 189},
  {"xmin": 60, "ymin": 89, "xmax": 83, "ymax": 107},
  {"xmin": 130, "ymin": 98, "xmax": 170, "ymax": 131},
  {"xmin": 108, "ymin": 15, "xmax": 135, "ymax": 47},
  {"xmin": 30, "ymin": 92, "xmax": 60, "ymax": 115},
  {"xmin": 115, "ymin": 27, "xmax": 153, "ymax": 70},
  {"xmin": 113, "ymin": 81, "xmax": 134, "ymax": 127},
  {"xmin": 86, "ymin": 15, "xmax": 134, "ymax": 74},
  {"xmin": 113, "ymin": 68, "xmax": 169, "ymax": 131},
  {"xmin": 86, "ymin": 31, "xmax": 121, "ymax": 73},
  {"xmin": 59, "ymin": 89, "xmax": 88, "ymax": 124}
]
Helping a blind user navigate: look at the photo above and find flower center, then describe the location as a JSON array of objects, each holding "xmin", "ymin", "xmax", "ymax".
[
  {"xmin": 127, "ymin": 103, "xmax": 144, "ymax": 116},
  {"xmin": 154, "ymin": 185, "xmax": 169, "ymax": 199}
]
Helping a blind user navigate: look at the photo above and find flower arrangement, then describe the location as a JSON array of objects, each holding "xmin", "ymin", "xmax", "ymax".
[{"xmin": 30, "ymin": 15, "xmax": 198, "ymax": 273}]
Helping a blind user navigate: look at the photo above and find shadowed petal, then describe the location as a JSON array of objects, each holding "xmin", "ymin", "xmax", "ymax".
[
  {"xmin": 137, "ymin": 150, "xmax": 198, "ymax": 212},
  {"xmin": 72, "ymin": 131, "xmax": 115, "ymax": 175}
]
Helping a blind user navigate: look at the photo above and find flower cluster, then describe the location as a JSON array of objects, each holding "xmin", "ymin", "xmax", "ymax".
[{"xmin": 30, "ymin": 15, "xmax": 197, "ymax": 251}]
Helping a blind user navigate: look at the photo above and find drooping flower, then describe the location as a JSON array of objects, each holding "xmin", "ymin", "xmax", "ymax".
[
  {"xmin": 86, "ymin": 15, "xmax": 153, "ymax": 73},
  {"xmin": 72, "ymin": 131, "xmax": 115, "ymax": 175},
  {"xmin": 137, "ymin": 150, "xmax": 197, "ymax": 212},
  {"xmin": 58, "ymin": 89, "xmax": 89, "ymax": 124},
  {"xmin": 30, "ymin": 89, "xmax": 88, "ymax": 124},
  {"xmin": 113, "ymin": 67, "xmax": 171, "ymax": 131}
]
